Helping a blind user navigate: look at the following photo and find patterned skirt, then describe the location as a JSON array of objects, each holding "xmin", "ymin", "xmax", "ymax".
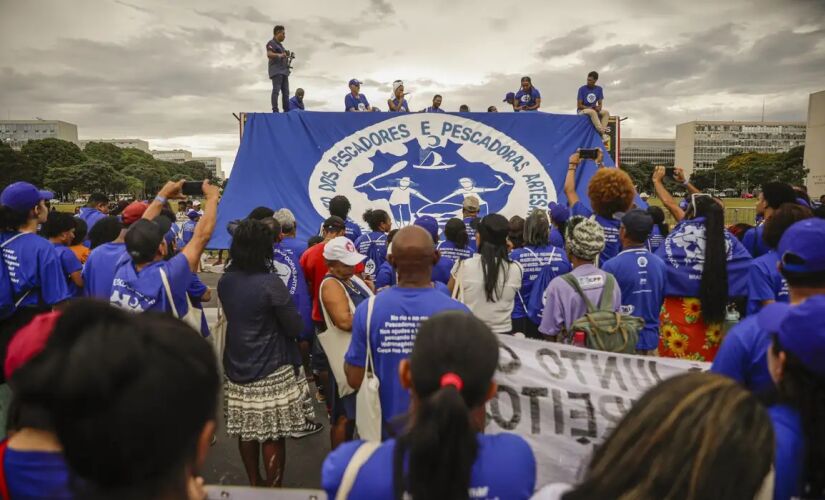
[
  {"xmin": 224, "ymin": 364, "xmax": 315, "ymax": 441},
  {"xmin": 659, "ymin": 296, "xmax": 724, "ymax": 362}
]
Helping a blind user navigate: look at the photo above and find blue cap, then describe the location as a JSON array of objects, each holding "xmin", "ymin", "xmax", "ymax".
[
  {"xmin": 777, "ymin": 218, "xmax": 825, "ymax": 273},
  {"xmin": 348, "ymin": 79, "xmax": 361, "ymax": 87},
  {"xmin": 0, "ymin": 182, "xmax": 53, "ymax": 213},
  {"xmin": 187, "ymin": 210, "xmax": 201, "ymax": 220},
  {"xmin": 503, "ymin": 92, "xmax": 515, "ymax": 102},
  {"xmin": 758, "ymin": 296, "xmax": 825, "ymax": 378},
  {"xmin": 414, "ymin": 215, "xmax": 439, "ymax": 241},
  {"xmin": 547, "ymin": 201, "xmax": 570, "ymax": 224},
  {"xmin": 621, "ymin": 209, "xmax": 654, "ymax": 238}
]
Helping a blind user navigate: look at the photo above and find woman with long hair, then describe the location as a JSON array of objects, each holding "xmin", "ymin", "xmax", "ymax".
[
  {"xmin": 510, "ymin": 209, "xmax": 570, "ymax": 337},
  {"xmin": 448, "ymin": 214, "xmax": 522, "ymax": 334},
  {"xmin": 645, "ymin": 205, "xmax": 668, "ymax": 252},
  {"xmin": 13, "ymin": 300, "xmax": 219, "ymax": 500},
  {"xmin": 655, "ymin": 194, "xmax": 751, "ymax": 361},
  {"xmin": 763, "ymin": 295, "xmax": 825, "ymax": 499},
  {"xmin": 437, "ymin": 217, "xmax": 473, "ymax": 262},
  {"xmin": 354, "ymin": 208, "xmax": 391, "ymax": 280},
  {"xmin": 323, "ymin": 311, "xmax": 536, "ymax": 499},
  {"xmin": 534, "ymin": 372, "xmax": 774, "ymax": 500},
  {"xmin": 219, "ymin": 219, "xmax": 317, "ymax": 486}
]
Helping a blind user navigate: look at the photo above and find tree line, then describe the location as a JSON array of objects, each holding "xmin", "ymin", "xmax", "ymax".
[
  {"xmin": 0, "ymin": 139, "xmax": 215, "ymax": 199},
  {"xmin": 622, "ymin": 145, "xmax": 808, "ymax": 195}
]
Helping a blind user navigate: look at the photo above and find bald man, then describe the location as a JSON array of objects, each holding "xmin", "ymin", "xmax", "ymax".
[{"xmin": 344, "ymin": 226, "xmax": 470, "ymax": 425}]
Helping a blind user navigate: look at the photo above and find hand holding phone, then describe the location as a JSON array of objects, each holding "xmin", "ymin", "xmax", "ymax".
[
  {"xmin": 182, "ymin": 181, "xmax": 206, "ymax": 196},
  {"xmin": 578, "ymin": 148, "xmax": 599, "ymax": 160}
]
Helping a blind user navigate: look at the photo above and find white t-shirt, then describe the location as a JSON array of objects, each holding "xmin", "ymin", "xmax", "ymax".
[{"xmin": 451, "ymin": 254, "xmax": 522, "ymax": 333}]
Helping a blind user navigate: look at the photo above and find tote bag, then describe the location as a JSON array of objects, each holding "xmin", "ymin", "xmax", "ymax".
[{"xmin": 355, "ymin": 296, "xmax": 382, "ymax": 442}]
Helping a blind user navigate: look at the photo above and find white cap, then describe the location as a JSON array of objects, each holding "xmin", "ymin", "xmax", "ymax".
[
  {"xmin": 192, "ymin": 200, "xmax": 202, "ymax": 207},
  {"xmin": 323, "ymin": 236, "xmax": 366, "ymax": 266}
]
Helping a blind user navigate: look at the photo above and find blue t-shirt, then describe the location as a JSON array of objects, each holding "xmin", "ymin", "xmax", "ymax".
[
  {"xmin": 53, "ymin": 243, "xmax": 83, "ymax": 297},
  {"xmin": 432, "ymin": 255, "xmax": 454, "ymax": 285},
  {"xmin": 345, "ymin": 218, "xmax": 362, "ymax": 243},
  {"xmin": 463, "ymin": 217, "xmax": 479, "ymax": 252},
  {"xmin": 742, "ymin": 225, "xmax": 769, "ymax": 258},
  {"xmin": 509, "ymin": 245, "xmax": 570, "ymax": 319},
  {"xmin": 437, "ymin": 240, "xmax": 473, "ymax": 262},
  {"xmin": 389, "ymin": 98, "xmax": 409, "ymax": 112},
  {"xmin": 577, "ymin": 84, "xmax": 604, "ymax": 110},
  {"xmin": 1, "ymin": 232, "xmax": 69, "ymax": 307},
  {"xmin": 550, "ymin": 227, "xmax": 565, "ymax": 249},
  {"xmin": 375, "ymin": 260, "xmax": 395, "ymax": 289},
  {"xmin": 187, "ymin": 273, "xmax": 210, "ymax": 337},
  {"xmin": 76, "ymin": 207, "xmax": 106, "ymax": 235},
  {"xmin": 345, "ymin": 287, "xmax": 469, "ymax": 421},
  {"xmin": 4, "ymin": 448, "xmax": 72, "ymax": 499},
  {"xmin": 181, "ymin": 219, "xmax": 197, "ymax": 246},
  {"xmin": 769, "ymin": 404, "xmax": 805, "ymax": 500},
  {"xmin": 279, "ymin": 236, "xmax": 308, "ymax": 261},
  {"xmin": 514, "ymin": 87, "xmax": 541, "ymax": 111},
  {"xmin": 646, "ymin": 225, "xmax": 665, "ymax": 253},
  {"xmin": 345, "ymin": 93, "xmax": 370, "ymax": 112},
  {"xmin": 322, "ymin": 434, "xmax": 536, "ymax": 500},
  {"xmin": 710, "ymin": 315, "xmax": 773, "ymax": 394},
  {"xmin": 375, "ymin": 258, "xmax": 453, "ymax": 288},
  {"xmin": 570, "ymin": 202, "xmax": 621, "ymax": 264},
  {"xmin": 82, "ymin": 241, "xmax": 127, "ymax": 299},
  {"xmin": 747, "ymin": 250, "xmax": 788, "ymax": 315},
  {"xmin": 288, "ymin": 96, "xmax": 304, "ymax": 111},
  {"xmin": 354, "ymin": 231, "xmax": 388, "ymax": 279},
  {"xmin": 654, "ymin": 218, "xmax": 752, "ymax": 298},
  {"xmin": 602, "ymin": 248, "xmax": 667, "ymax": 350},
  {"xmin": 424, "ymin": 106, "xmax": 445, "ymax": 113},
  {"xmin": 274, "ymin": 241, "xmax": 314, "ymax": 340},
  {"xmin": 110, "ymin": 252, "xmax": 192, "ymax": 315}
]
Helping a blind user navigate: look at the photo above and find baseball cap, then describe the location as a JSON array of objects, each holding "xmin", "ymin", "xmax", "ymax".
[
  {"xmin": 0, "ymin": 181, "xmax": 53, "ymax": 213},
  {"xmin": 125, "ymin": 216, "xmax": 173, "ymax": 263},
  {"xmin": 463, "ymin": 196, "xmax": 480, "ymax": 213},
  {"xmin": 414, "ymin": 216, "xmax": 439, "ymax": 242},
  {"xmin": 323, "ymin": 236, "xmax": 366, "ymax": 266},
  {"xmin": 621, "ymin": 209, "xmax": 654, "ymax": 239},
  {"xmin": 187, "ymin": 210, "xmax": 201, "ymax": 220},
  {"xmin": 348, "ymin": 79, "xmax": 361, "ymax": 87},
  {"xmin": 503, "ymin": 92, "xmax": 515, "ymax": 102},
  {"xmin": 5, "ymin": 311, "xmax": 60, "ymax": 380},
  {"xmin": 777, "ymin": 218, "xmax": 825, "ymax": 273},
  {"xmin": 192, "ymin": 200, "xmax": 202, "ymax": 207},
  {"xmin": 322, "ymin": 216, "xmax": 346, "ymax": 233},
  {"xmin": 121, "ymin": 202, "xmax": 148, "ymax": 226},
  {"xmin": 758, "ymin": 295, "xmax": 825, "ymax": 378},
  {"xmin": 547, "ymin": 201, "xmax": 570, "ymax": 224}
]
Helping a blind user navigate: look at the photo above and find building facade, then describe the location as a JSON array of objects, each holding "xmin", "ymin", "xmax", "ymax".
[
  {"xmin": 676, "ymin": 120, "xmax": 806, "ymax": 174},
  {"xmin": 620, "ymin": 138, "xmax": 675, "ymax": 166},
  {"xmin": 150, "ymin": 149, "xmax": 192, "ymax": 163},
  {"xmin": 79, "ymin": 138, "xmax": 150, "ymax": 152},
  {"xmin": 192, "ymin": 156, "xmax": 224, "ymax": 180},
  {"xmin": 804, "ymin": 91, "xmax": 825, "ymax": 200},
  {"xmin": 0, "ymin": 120, "xmax": 79, "ymax": 149}
]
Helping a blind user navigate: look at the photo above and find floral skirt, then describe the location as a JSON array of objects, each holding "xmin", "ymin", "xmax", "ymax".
[
  {"xmin": 659, "ymin": 297, "xmax": 723, "ymax": 362},
  {"xmin": 224, "ymin": 365, "xmax": 315, "ymax": 441}
]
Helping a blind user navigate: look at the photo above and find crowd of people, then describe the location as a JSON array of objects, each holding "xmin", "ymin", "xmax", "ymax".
[{"xmin": 1, "ymin": 149, "xmax": 824, "ymax": 499}]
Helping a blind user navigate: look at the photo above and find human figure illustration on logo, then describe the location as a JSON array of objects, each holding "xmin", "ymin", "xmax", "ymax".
[
  {"xmin": 429, "ymin": 175, "xmax": 514, "ymax": 217},
  {"xmin": 358, "ymin": 176, "xmax": 433, "ymax": 227}
]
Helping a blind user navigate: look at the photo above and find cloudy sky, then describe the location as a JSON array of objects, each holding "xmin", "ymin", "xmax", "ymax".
[{"xmin": 2, "ymin": 0, "xmax": 823, "ymax": 176}]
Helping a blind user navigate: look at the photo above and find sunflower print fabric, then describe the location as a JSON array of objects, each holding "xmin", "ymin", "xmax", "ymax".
[{"xmin": 659, "ymin": 296, "xmax": 723, "ymax": 362}]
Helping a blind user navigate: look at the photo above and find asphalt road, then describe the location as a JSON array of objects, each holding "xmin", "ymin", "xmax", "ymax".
[{"xmin": 197, "ymin": 271, "xmax": 330, "ymax": 489}]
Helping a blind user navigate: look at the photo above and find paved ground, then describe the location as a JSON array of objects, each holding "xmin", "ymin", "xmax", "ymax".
[{"xmin": 197, "ymin": 271, "xmax": 330, "ymax": 488}]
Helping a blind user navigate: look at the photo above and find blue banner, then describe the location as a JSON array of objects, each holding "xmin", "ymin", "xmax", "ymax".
[{"xmin": 210, "ymin": 112, "xmax": 613, "ymax": 248}]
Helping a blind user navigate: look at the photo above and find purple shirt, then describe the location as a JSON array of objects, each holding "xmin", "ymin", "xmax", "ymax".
[{"xmin": 538, "ymin": 264, "xmax": 621, "ymax": 337}]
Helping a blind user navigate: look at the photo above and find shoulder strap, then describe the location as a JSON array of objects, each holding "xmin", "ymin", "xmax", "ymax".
[
  {"xmin": 0, "ymin": 232, "xmax": 27, "ymax": 248},
  {"xmin": 0, "ymin": 439, "xmax": 9, "ymax": 500},
  {"xmin": 597, "ymin": 274, "xmax": 616, "ymax": 311},
  {"xmin": 320, "ymin": 277, "xmax": 357, "ymax": 326},
  {"xmin": 562, "ymin": 274, "xmax": 597, "ymax": 313},
  {"xmin": 364, "ymin": 296, "xmax": 376, "ymax": 374},
  {"xmin": 335, "ymin": 441, "xmax": 382, "ymax": 500},
  {"xmin": 158, "ymin": 268, "xmax": 180, "ymax": 318}
]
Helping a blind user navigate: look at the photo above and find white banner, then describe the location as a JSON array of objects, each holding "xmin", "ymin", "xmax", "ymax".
[{"xmin": 487, "ymin": 335, "xmax": 709, "ymax": 487}]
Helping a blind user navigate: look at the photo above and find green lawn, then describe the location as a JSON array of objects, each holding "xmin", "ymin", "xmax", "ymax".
[{"xmin": 647, "ymin": 197, "xmax": 758, "ymax": 226}]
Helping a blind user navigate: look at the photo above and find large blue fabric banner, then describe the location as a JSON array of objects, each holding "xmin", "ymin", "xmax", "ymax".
[{"xmin": 210, "ymin": 112, "xmax": 613, "ymax": 248}]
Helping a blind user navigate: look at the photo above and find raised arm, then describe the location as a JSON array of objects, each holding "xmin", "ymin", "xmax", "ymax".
[
  {"xmin": 143, "ymin": 180, "xmax": 185, "ymax": 222},
  {"xmin": 652, "ymin": 166, "xmax": 685, "ymax": 221},
  {"xmin": 564, "ymin": 152, "xmax": 582, "ymax": 207},
  {"xmin": 673, "ymin": 167, "xmax": 701, "ymax": 195},
  {"xmin": 181, "ymin": 181, "xmax": 220, "ymax": 271}
]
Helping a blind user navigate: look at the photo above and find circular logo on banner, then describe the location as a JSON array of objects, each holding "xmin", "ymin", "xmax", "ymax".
[
  {"xmin": 586, "ymin": 93, "xmax": 597, "ymax": 104},
  {"xmin": 309, "ymin": 115, "xmax": 556, "ymax": 228}
]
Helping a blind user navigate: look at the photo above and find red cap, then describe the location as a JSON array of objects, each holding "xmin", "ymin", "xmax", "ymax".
[
  {"xmin": 5, "ymin": 311, "xmax": 61, "ymax": 380},
  {"xmin": 122, "ymin": 202, "xmax": 149, "ymax": 226}
]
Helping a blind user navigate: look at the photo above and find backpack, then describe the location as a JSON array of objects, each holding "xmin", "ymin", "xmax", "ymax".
[
  {"xmin": 360, "ymin": 233, "xmax": 387, "ymax": 279},
  {"xmin": 561, "ymin": 273, "xmax": 644, "ymax": 354},
  {"xmin": 525, "ymin": 249, "xmax": 560, "ymax": 325}
]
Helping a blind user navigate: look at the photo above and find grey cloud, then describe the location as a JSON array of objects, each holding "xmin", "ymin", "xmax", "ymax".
[
  {"xmin": 537, "ymin": 27, "xmax": 594, "ymax": 59},
  {"xmin": 368, "ymin": 0, "xmax": 395, "ymax": 18},
  {"xmin": 329, "ymin": 42, "xmax": 374, "ymax": 53},
  {"xmin": 114, "ymin": 0, "xmax": 153, "ymax": 15}
]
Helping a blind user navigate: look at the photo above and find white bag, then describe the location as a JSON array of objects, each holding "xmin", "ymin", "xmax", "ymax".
[
  {"xmin": 211, "ymin": 297, "xmax": 227, "ymax": 365},
  {"xmin": 159, "ymin": 268, "xmax": 203, "ymax": 332},
  {"xmin": 355, "ymin": 296, "xmax": 383, "ymax": 442},
  {"xmin": 451, "ymin": 260, "xmax": 464, "ymax": 302}
]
